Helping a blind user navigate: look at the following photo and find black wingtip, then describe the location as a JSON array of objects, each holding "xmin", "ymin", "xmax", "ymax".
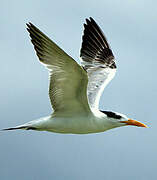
[
  {"xmin": 26, "ymin": 22, "xmax": 32, "ymax": 27},
  {"xmin": 26, "ymin": 22, "xmax": 38, "ymax": 31},
  {"xmin": 85, "ymin": 17, "xmax": 96, "ymax": 25},
  {"xmin": 26, "ymin": 23, "xmax": 32, "ymax": 32},
  {"xmin": 89, "ymin": 17, "xmax": 94, "ymax": 22},
  {"xmin": 80, "ymin": 17, "xmax": 116, "ymax": 68}
]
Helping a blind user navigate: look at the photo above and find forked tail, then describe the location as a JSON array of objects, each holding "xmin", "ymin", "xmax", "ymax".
[{"xmin": 2, "ymin": 126, "xmax": 37, "ymax": 131}]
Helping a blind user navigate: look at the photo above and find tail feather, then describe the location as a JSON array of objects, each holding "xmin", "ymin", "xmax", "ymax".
[{"xmin": 2, "ymin": 126, "xmax": 37, "ymax": 131}]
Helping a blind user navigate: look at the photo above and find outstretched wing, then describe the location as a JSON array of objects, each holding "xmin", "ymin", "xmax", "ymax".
[
  {"xmin": 80, "ymin": 17, "xmax": 116, "ymax": 110},
  {"xmin": 27, "ymin": 23, "xmax": 91, "ymax": 115}
]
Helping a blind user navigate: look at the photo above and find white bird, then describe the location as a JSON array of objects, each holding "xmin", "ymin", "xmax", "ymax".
[{"xmin": 3, "ymin": 17, "xmax": 147, "ymax": 134}]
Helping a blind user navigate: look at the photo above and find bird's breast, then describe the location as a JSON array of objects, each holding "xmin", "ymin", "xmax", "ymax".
[{"xmin": 44, "ymin": 115, "xmax": 106, "ymax": 134}]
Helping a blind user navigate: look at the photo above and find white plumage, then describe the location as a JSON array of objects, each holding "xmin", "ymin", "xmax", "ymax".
[{"xmin": 3, "ymin": 17, "xmax": 147, "ymax": 134}]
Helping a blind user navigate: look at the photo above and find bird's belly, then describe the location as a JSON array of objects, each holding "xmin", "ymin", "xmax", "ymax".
[{"xmin": 45, "ymin": 116, "xmax": 105, "ymax": 134}]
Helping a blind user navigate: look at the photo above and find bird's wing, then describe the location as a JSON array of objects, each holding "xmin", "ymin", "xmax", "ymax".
[
  {"xmin": 27, "ymin": 23, "xmax": 91, "ymax": 115},
  {"xmin": 80, "ymin": 17, "xmax": 116, "ymax": 110}
]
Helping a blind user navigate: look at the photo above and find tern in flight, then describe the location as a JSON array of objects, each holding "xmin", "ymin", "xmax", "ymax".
[{"xmin": 3, "ymin": 17, "xmax": 147, "ymax": 134}]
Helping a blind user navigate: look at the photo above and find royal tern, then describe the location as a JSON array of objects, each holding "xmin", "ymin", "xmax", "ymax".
[{"xmin": 3, "ymin": 17, "xmax": 147, "ymax": 134}]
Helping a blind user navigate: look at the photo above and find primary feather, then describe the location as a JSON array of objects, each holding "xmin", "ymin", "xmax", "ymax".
[
  {"xmin": 27, "ymin": 23, "xmax": 91, "ymax": 115},
  {"xmin": 80, "ymin": 17, "xmax": 116, "ymax": 110}
]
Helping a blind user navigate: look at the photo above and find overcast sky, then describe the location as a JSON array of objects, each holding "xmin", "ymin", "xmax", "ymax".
[{"xmin": 0, "ymin": 0, "xmax": 157, "ymax": 180}]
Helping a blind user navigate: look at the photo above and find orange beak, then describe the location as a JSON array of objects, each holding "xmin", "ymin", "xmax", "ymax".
[{"xmin": 121, "ymin": 119, "xmax": 148, "ymax": 128}]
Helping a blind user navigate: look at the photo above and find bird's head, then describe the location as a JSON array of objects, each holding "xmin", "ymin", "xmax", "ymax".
[{"xmin": 101, "ymin": 111, "xmax": 147, "ymax": 128}]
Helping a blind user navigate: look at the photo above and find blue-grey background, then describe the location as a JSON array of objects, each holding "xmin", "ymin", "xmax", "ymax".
[{"xmin": 0, "ymin": 0, "xmax": 156, "ymax": 180}]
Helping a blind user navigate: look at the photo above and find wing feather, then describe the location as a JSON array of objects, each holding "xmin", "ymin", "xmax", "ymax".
[
  {"xmin": 27, "ymin": 23, "xmax": 91, "ymax": 115},
  {"xmin": 80, "ymin": 17, "xmax": 116, "ymax": 110}
]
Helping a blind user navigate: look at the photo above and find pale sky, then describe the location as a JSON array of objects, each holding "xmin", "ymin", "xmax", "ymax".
[{"xmin": 1, "ymin": 0, "xmax": 157, "ymax": 180}]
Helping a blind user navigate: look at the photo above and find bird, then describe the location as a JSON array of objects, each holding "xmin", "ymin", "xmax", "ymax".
[{"xmin": 3, "ymin": 17, "xmax": 147, "ymax": 134}]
